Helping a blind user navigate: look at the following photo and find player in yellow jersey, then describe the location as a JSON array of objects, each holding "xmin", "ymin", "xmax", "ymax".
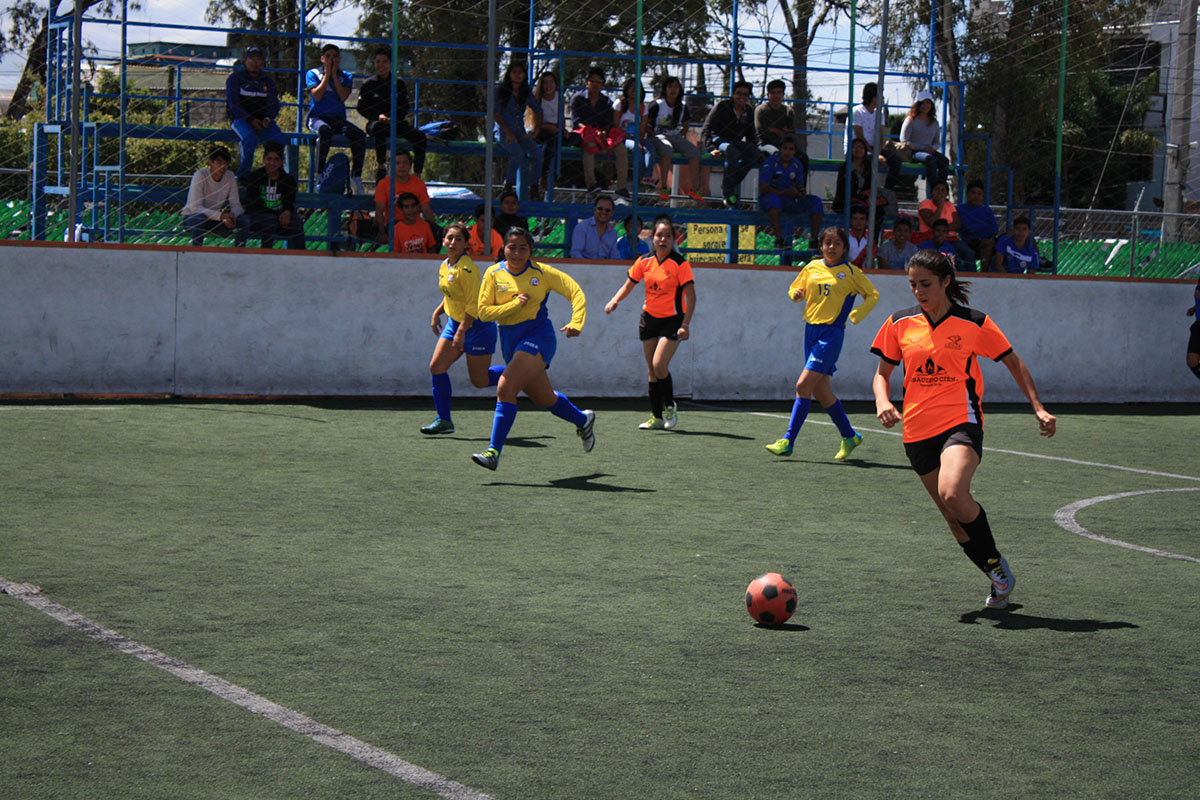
[
  {"xmin": 470, "ymin": 227, "xmax": 594, "ymax": 470},
  {"xmin": 766, "ymin": 226, "xmax": 880, "ymax": 459},
  {"xmin": 420, "ymin": 223, "xmax": 502, "ymax": 435},
  {"xmin": 604, "ymin": 215, "xmax": 696, "ymax": 430},
  {"xmin": 871, "ymin": 249, "xmax": 1055, "ymax": 608}
]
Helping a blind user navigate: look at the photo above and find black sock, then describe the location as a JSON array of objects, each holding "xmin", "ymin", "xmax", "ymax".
[
  {"xmin": 957, "ymin": 505, "xmax": 1001, "ymax": 572},
  {"xmin": 661, "ymin": 372, "xmax": 675, "ymax": 407},
  {"xmin": 649, "ymin": 381, "xmax": 664, "ymax": 419}
]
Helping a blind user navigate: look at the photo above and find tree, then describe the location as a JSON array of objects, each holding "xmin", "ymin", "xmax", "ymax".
[{"xmin": 204, "ymin": 0, "xmax": 337, "ymax": 73}]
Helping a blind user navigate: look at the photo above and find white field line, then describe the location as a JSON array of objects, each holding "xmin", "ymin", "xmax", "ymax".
[
  {"xmin": 0, "ymin": 406, "xmax": 124, "ymax": 411},
  {"xmin": 0, "ymin": 578, "xmax": 496, "ymax": 800},
  {"xmin": 1052, "ymin": 489, "xmax": 1200, "ymax": 564}
]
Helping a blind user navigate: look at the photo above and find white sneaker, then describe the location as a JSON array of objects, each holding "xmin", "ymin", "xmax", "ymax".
[
  {"xmin": 349, "ymin": 176, "xmax": 366, "ymax": 195},
  {"xmin": 663, "ymin": 403, "xmax": 678, "ymax": 429},
  {"xmin": 984, "ymin": 556, "xmax": 1015, "ymax": 599},
  {"xmin": 577, "ymin": 410, "xmax": 595, "ymax": 452}
]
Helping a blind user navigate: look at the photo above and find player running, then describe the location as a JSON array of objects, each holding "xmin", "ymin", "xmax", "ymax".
[
  {"xmin": 870, "ymin": 249, "xmax": 1056, "ymax": 609},
  {"xmin": 421, "ymin": 223, "xmax": 502, "ymax": 435},
  {"xmin": 471, "ymin": 227, "xmax": 594, "ymax": 470},
  {"xmin": 604, "ymin": 214, "xmax": 696, "ymax": 430},
  {"xmin": 766, "ymin": 226, "xmax": 879, "ymax": 459}
]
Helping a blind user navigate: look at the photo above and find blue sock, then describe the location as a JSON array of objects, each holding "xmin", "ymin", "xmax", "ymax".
[
  {"xmin": 548, "ymin": 391, "xmax": 587, "ymax": 427},
  {"xmin": 431, "ymin": 373, "xmax": 452, "ymax": 421},
  {"xmin": 489, "ymin": 401, "xmax": 518, "ymax": 453},
  {"xmin": 785, "ymin": 397, "xmax": 811, "ymax": 443},
  {"xmin": 487, "ymin": 366, "xmax": 505, "ymax": 386},
  {"xmin": 826, "ymin": 399, "xmax": 857, "ymax": 439}
]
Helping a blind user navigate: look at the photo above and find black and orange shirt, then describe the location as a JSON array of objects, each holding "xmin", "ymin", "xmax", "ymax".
[
  {"xmin": 869, "ymin": 304, "xmax": 1013, "ymax": 442},
  {"xmin": 627, "ymin": 251, "xmax": 695, "ymax": 318}
]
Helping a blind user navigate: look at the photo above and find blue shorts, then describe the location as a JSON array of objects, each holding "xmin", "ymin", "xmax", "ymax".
[
  {"xmin": 759, "ymin": 193, "xmax": 823, "ymax": 216},
  {"xmin": 803, "ymin": 323, "xmax": 845, "ymax": 376},
  {"xmin": 440, "ymin": 317, "xmax": 498, "ymax": 356},
  {"xmin": 499, "ymin": 317, "xmax": 558, "ymax": 367}
]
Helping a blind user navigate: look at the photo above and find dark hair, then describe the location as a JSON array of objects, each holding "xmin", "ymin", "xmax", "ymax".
[
  {"xmin": 819, "ymin": 225, "xmax": 850, "ymax": 254},
  {"xmin": 930, "ymin": 178, "xmax": 950, "ymax": 192},
  {"xmin": 393, "ymin": 149, "xmax": 413, "ymax": 165},
  {"xmin": 766, "ymin": 79, "xmax": 786, "ymax": 92},
  {"xmin": 587, "ymin": 66, "xmax": 606, "ymax": 83},
  {"xmin": 504, "ymin": 226, "xmax": 535, "ymax": 250},
  {"xmin": 473, "ymin": 203, "xmax": 486, "ymax": 218},
  {"xmin": 208, "ymin": 146, "xmax": 232, "ymax": 164},
  {"xmin": 320, "ymin": 43, "xmax": 339, "ymax": 55},
  {"xmin": 499, "ymin": 62, "xmax": 530, "ymax": 106},
  {"xmin": 1013, "ymin": 216, "xmax": 1032, "ymax": 229},
  {"xmin": 262, "ymin": 140, "xmax": 284, "ymax": 157},
  {"xmin": 444, "ymin": 222, "xmax": 470, "ymax": 240},
  {"xmin": 593, "ymin": 195, "xmax": 615, "ymax": 210},
  {"xmin": 732, "ymin": 80, "xmax": 753, "ymax": 96},
  {"xmin": 862, "ymin": 82, "xmax": 877, "ymax": 104},
  {"xmin": 931, "ymin": 218, "xmax": 949, "ymax": 230},
  {"xmin": 908, "ymin": 248, "xmax": 971, "ymax": 304},
  {"xmin": 779, "ymin": 135, "xmax": 796, "ymax": 148},
  {"xmin": 499, "ymin": 188, "xmax": 519, "ymax": 204},
  {"xmin": 373, "ymin": 47, "xmax": 391, "ymax": 60},
  {"xmin": 850, "ymin": 207, "xmax": 868, "ymax": 218},
  {"xmin": 652, "ymin": 214, "xmax": 677, "ymax": 238},
  {"xmin": 396, "ymin": 191, "xmax": 419, "ymax": 208},
  {"xmin": 966, "ymin": 179, "xmax": 985, "ymax": 193},
  {"xmin": 892, "ymin": 216, "xmax": 912, "ymax": 231},
  {"xmin": 619, "ymin": 77, "xmax": 641, "ymax": 111},
  {"xmin": 533, "ymin": 71, "xmax": 558, "ymax": 100},
  {"xmin": 660, "ymin": 75, "xmax": 683, "ymax": 98}
]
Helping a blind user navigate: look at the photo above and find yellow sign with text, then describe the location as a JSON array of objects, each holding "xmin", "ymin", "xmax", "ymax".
[{"xmin": 686, "ymin": 223, "xmax": 760, "ymax": 264}]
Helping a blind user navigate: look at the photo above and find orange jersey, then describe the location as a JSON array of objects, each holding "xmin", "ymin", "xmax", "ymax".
[
  {"xmin": 468, "ymin": 224, "xmax": 503, "ymax": 261},
  {"xmin": 393, "ymin": 219, "xmax": 437, "ymax": 253},
  {"xmin": 374, "ymin": 174, "xmax": 431, "ymax": 207},
  {"xmin": 870, "ymin": 304, "xmax": 1013, "ymax": 442},
  {"xmin": 627, "ymin": 250, "xmax": 695, "ymax": 318}
]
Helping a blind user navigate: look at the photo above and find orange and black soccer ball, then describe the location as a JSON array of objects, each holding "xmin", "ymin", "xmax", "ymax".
[{"xmin": 745, "ymin": 572, "xmax": 797, "ymax": 625}]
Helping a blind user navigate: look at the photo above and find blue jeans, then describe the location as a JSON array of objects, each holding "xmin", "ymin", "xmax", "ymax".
[
  {"xmin": 913, "ymin": 150, "xmax": 951, "ymax": 188},
  {"xmin": 247, "ymin": 212, "xmax": 305, "ymax": 250},
  {"xmin": 230, "ymin": 118, "xmax": 287, "ymax": 178},
  {"xmin": 495, "ymin": 128, "xmax": 544, "ymax": 199},
  {"xmin": 715, "ymin": 139, "xmax": 760, "ymax": 196},
  {"xmin": 183, "ymin": 212, "xmax": 250, "ymax": 247},
  {"xmin": 308, "ymin": 116, "xmax": 366, "ymax": 176}
]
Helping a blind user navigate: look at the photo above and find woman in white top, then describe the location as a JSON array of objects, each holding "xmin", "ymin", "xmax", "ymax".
[
  {"xmin": 645, "ymin": 76, "xmax": 704, "ymax": 202},
  {"xmin": 616, "ymin": 77, "xmax": 651, "ymax": 189},
  {"xmin": 530, "ymin": 71, "xmax": 560, "ymax": 194},
  {"xmin": 900, "ymin": 89, "xmax": 951, "ymax": 193}
]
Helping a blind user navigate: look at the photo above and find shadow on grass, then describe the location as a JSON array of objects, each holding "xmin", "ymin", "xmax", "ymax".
[
  {"xmin": 664, "ymin": 429, "xmax": 756, "ymax": 441},
  {"xmin": 487, "ymin": 472, "xmax": 656, "ymax": 493},
  {"xmin": 429, "ymin": 435, "xmax": 554, "ymax": 447},
  {"xmin": 958, "ymin": 604, "xmax": 1139, "ymax": 632},
  {"xmin": 753, "ymin": 622, "xmax": 810, "ymax": 632}
]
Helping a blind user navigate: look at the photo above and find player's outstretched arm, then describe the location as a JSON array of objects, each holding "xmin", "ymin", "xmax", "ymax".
[
  {"xmin": 1000, "ymin": 351, "xmax": 1056, "ymax": 437},
  {"xmin": 873, "ymin": 360, "xmax": 902, "ymax": 428}
]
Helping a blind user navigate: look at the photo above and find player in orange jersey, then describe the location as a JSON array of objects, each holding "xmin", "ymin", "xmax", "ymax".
[{"xmin": 870, "ymin": 249, "xmax": 1056, "ymax": 609}]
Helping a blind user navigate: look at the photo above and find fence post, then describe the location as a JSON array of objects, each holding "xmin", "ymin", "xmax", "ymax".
[{"xmin": 1129, "ymin": 209, "xmax": 1138, "ymax": 277}]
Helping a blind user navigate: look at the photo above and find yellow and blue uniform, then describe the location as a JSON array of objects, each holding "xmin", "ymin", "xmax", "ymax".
[
  {"xmin": 788, "ymin": 257, "xmax": 879, "ymax": 376},
  {"xmin": 478, "ymin": 259, "xmax": 587, "ymax": 366},
  {"xmin": 437, "ymin": 254, "xmax": 497, "ymax": 356}
]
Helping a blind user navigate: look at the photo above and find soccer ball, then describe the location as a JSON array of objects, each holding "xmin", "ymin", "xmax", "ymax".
[{"xmin": 745, "ymin": 572, "xmax": 797, "ymax": 625}]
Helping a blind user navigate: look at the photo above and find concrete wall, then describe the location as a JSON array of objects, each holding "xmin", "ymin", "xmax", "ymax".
[{"xmin": 1, "ymin": 241, "xmax": 1195, "ymax": 402}]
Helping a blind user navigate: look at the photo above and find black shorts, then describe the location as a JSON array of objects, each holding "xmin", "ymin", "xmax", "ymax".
[
  {"xmin": 1189, "ymin": 320, "xmax": 1200, "ymax": 356},
  {"xmin": 904, "ymin": 422, "xmax": 984, "ymax": 476},
  {"xmin": 639, "ymin": 311, "xmax": 685, "ymax": 341}
]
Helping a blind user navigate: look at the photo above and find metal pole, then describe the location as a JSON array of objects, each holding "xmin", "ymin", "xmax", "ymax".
[
  {"xmin": 388, "ymin": 0, "xmax": 398, "ymax": 250},
  {"xmin": 119, "ymin": 0, "xmax": 127, "ymax": 242},
  {"xmin": 1164, "ymin": 0, "xmax": 1198, "ymax": 241},
  {"xmin": 843, "ymin": 0, "xmax": 857, "ymax": 231},
  {"xmin": 1052, "ymin": 0, "xmax": 1068, "ymax": 270},
  {"xmin": 484, "ymin": 0, "xmax": 497, "ymax": 237},
  {"xmin": 66, "ymin": 0, "xmax": 83, "ymax": 243},
  {"xmin": 866, "ymin": 0, "xmax": 890, "ymax": 271},
  {"xmin": 632, "ymin": 0, "xmax": 643, "ymax": 240}
]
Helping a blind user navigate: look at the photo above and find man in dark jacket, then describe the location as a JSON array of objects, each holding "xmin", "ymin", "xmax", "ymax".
[
  {"xmin": 701, "ymin": 80, "xmax": 760, "ymax": 207},
  {"xmin": 357, "ymin": 48, "xmax": 429, "ymax": 180},
  {"xmin": 226, "ymin": 45, "xmax": 287, "ymax": 179},
  {"xmin": 243, "ymin": 141, "xmax": 305, "ymax": 250}
]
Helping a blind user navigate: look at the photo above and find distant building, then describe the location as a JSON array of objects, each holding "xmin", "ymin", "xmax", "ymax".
[{"xmin": 127, "ymin": 41, "xmax": 234, "ymax": 65}]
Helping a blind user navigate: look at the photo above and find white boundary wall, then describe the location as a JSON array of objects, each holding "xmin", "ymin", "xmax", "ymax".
[{"xmin": 1, "ymin": 242, "xmax": 1195, "ymax": 402}]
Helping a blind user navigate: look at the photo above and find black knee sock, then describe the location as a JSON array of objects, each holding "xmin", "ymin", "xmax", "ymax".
[
  {"xmin": 957, "ymin": 505, "xmax": 1001, "ymax": 572},
  {"xmin": 661, "ymin": 372, "xmax": 675, "ymax": 407},
  {"xmin": 649, "ymin": 381, "xmax": 664, "ymax": 418}
]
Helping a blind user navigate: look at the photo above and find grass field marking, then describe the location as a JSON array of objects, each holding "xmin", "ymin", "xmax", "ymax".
[
  {"xmin": 1052, "ymin": 488, "xmax": 1200, "ymax": 564},
  {"xmin": 685, "ymin": 402, "xmax": 1200, "ymax": 483},
  {"xmin": 0, "ymin": 406, "xmax": 124, "ymax": 411},
  {"xmin": 0, "ymin": 577, "xmax": 498, "ymax": 800}
]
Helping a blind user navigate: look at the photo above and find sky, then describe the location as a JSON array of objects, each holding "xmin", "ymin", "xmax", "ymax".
[{"xmin": 0, "ymin": 0, "xmax": 919, "ymax": 109}]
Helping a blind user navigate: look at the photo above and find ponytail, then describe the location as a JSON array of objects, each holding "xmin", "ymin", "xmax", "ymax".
[{"xmin": 907, "ymin": 248, "xmax": 971, "ymax": 304}]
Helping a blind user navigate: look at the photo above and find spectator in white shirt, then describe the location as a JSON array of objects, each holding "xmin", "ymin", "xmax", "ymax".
[{"xmin": 181, "ymin": 146, "xmax": 250, "ymax": 247}]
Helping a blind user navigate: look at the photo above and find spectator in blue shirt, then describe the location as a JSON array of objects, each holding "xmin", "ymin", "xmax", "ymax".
[
  {"xmin": 993, "ymin": 217, "xmax": 1040, "ymax": 273},
  {"xmin": 226, "ymin": 45, "xmax": 286, "ymax": 180},
  {"xmin": 493, "ymin": 62, "xmax": 543, "ymax": 200},
  {"xmin": 957, "ymin": 180, "xmax": 999, "ymax": 270},
  {"xmin": 305, "ymin": 44, "xmax": 366, "ymax": 192},
  {"xmin": 617, "ymin": 215, "xmax": 651, "ymax": 260},
  {"xmin": 570, "ymin": 195, "xmax": 621, "ymax": 259},
  {"xmin": 875, "ymin": 216, "xmax": 919, "ymax": 269},
  {"xmin": 918, "ymin": 218, "xmax": 959, "ymax": 266},
  {"xmin": 758, "ymin": 136, "xmax": 823, "ymax": 249}
]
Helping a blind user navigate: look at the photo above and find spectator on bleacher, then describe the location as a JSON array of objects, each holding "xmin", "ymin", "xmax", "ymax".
[
  {"xmin": 993, "ymin": 217, "xmax": 1040, "ymax": 273},
  {"xmin": 957, "ymin": 179, "xmax": 999, "ymax": 270},
  {"xmin": 645, "ymin": 76, "xmax": 703, "ymax": 203},
  {"xmin": 617, "ymin": 215, "xmax": 651, "ymax": 260},
  {"xmin": 570, "ymin": 194, "xmax": 620, "ymax": 260},
  {"xmin": 755, "ymin": 79, "xmax": 795, "ymax": 156},
  {"xmin": 491, "ymin": 189, "xmax": 530, "ymax": 237},
  {"xmin": 843, "ymin": 82, "xmax": 900, "ymax": 191},
  {"xmin": 392, "ymin": 192, "xmax": 437, "ymax": 253},
  {"xmin": 181, "ymin": 146, "xmax": 250, "ymax": 247},
  {"xmin": 493, "ymin": 61, "xmax": 543, "ymax": 201},
  {"xmin": 374, "ymin": 150, "xmax": 435, "ymax": 245},
  {"xmin": 616, "ymin": 77, "xmax": 651, "ymax": 191},
  {"xmin": 531, "ymin": 71, "xmax": 562, "ymax": 195},
  {"xmin": 918, "ymin": 218, "xmax": 959, "ymax": 266},
  {"xmin": 847, "ymin": 207, "xmax": 871, "ymax": 266},
  {"xmin": 916, "ymin": 179, "xmax": 961, "ymax": 243},
  {"xmin": 1187, "ymin": 277, "xmax": 1200, "ymax": 381},
  {"xmin": 875, "ymin": 216, "xmax": 919, "ymax": 269},
  {"xmin": 569, "ymin": 66, "xmax": 630, "ymax": 201},
  {"xmin": 306, "ymin": 44, "xmax": 367, "ymax": 194},
  {"xmin": 900, "ymin": 90, "xmax": 950, "ymax": 193},
  {"xmin": 226, "ymin": 45, "xmax": 286, "ymax": 180},
  {"xmin": 469, "ymin": 203, "xmax": 504, "ymax": 262},
  {"xmin": 702, "ymin": 80, "xmax": 760, "ymax": 208},
  {"xmin": 243, "ymin": 141, "xmax": 304, "ymax": 250},
  {"xmin": 759, "ymin": 136, "xmax": 823, "ymax": 250},
  {"xmin": 834, "ymin": 137, "xmax": 896, "ymax": 219},
  {"xmin": 357, "ymin": 48, "xmax": 428, "ymax": 180}
]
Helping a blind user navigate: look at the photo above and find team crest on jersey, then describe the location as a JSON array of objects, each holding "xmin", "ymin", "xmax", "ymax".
[
  {"xmin": 530, "ymin": 277, "xmax": 540, "ymax": 286},
  {"xmin": 912, "ymin": 356, "xmax": 954, "ymax": 385},
  {"xmin": 836, "ymin": 271, "xmax": 846, "ymax": 280},
  {"xmin": 945, "ymin": 334, "xmax": 963, "ymax": 350}
]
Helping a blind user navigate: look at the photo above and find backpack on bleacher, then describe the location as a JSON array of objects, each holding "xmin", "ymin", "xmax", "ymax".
[
  {"xmin": 418, "ymin": 120, "xmax": 461, "ymax": 141},
  {"xmin": 317, "ymin": 153, "xmax": 350, "ymax": 195}
]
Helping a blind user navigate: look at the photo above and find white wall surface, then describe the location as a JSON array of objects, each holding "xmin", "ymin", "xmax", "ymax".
[{"xmin": 1, "ymin": 242, "xmax": 1196, "ymax": 403}]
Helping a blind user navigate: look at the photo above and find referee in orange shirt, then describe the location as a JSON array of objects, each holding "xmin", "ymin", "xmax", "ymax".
[
  {"xmin": 870, "ymin": 249, "xmax": 1056, "ymax": 609},
  {"xmin": 605, "ymin": 215, "xmax": 696, "ymax": 430}
]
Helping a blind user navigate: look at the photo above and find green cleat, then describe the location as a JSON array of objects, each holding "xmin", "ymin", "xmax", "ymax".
[
  {"xmin": 638, "ymin": 417, "xmax": 666, "ymax": 430},
  {"xmin": 471, "ymin": 447, "xmax": 499, "ymax": 471},
  {"xmin": 834, "ymin": 433, "xmax": 862, "ymax": 460},
  {"xmin": 420, "ymin": 417, "xmax": 455, "ymax": 435},
  {"xmin": 765, "ymin": 438, "xmax": 794, "ymax": 456},
  {"xmin": 663, "ymin": 403, "xmax": 678, "ymax": 429}
]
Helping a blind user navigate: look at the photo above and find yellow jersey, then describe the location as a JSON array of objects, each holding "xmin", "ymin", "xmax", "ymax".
[
  {"xmin": 478, "ymin": 259, "xmax": 587, "ymax": 331},
  {"xmin": 437, "ymin": 254, "xmax": 484, "ymax": 323},
  {"xmin": 788, "ymin": 257, "xmax": 879, "ymax": 326}
]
